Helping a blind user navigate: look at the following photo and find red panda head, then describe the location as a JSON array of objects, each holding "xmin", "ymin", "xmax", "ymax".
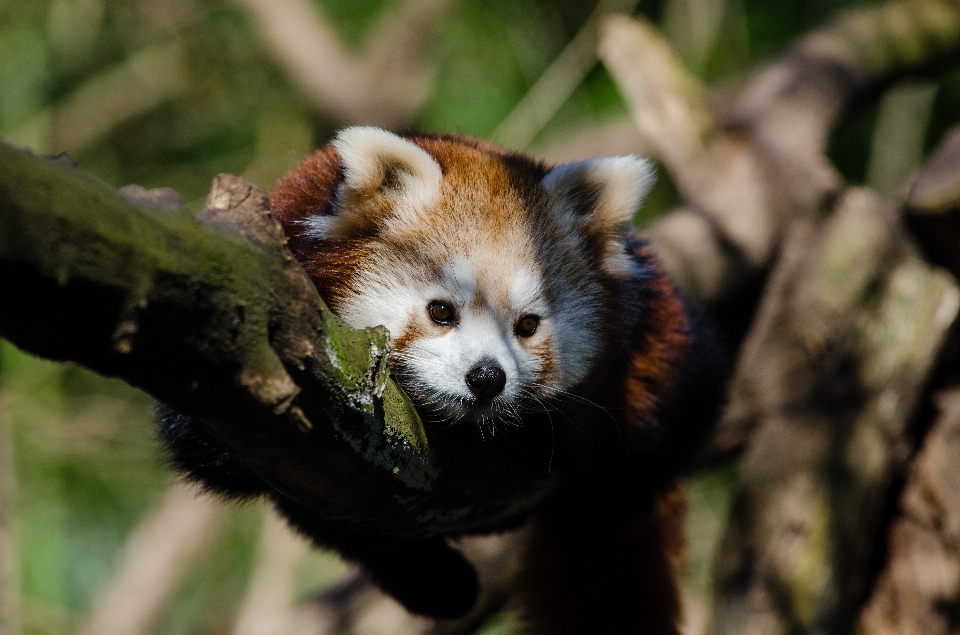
[{"xmin": 271, "ymin": 127, "xmax": 654, "ymax": 427}]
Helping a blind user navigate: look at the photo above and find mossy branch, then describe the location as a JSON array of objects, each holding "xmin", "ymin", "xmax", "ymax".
[{"xmin": 0, "ymin": 144, "xmax": 554, "ymax": 538}]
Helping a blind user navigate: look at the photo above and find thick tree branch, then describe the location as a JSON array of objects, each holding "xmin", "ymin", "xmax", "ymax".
[{"xmin": 0, "ymin": 145, "xmax": 555, "ymax": 538}]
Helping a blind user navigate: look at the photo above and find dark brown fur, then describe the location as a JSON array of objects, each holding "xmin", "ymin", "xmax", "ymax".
[
  {"xmin": 520, "ymin": 485, "xmax": 687, "ymax": 635},
  {"xmin": 624, "ymin": 243, "xmax": 692, "ymax": 427}
]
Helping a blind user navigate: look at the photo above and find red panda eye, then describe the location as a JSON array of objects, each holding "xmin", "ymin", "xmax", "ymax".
[
  {"xmin": 428, "ymin": 301, "xmax": 457, "ymax": 326},
  {"xmin": 515, "ymin": 315, "xmax": 540, "ymax": 338}
]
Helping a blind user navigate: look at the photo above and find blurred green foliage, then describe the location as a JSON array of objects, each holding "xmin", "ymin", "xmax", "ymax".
[{"xmin": 1, "ymin": 0, "xmax": 958, "ymax": 633}]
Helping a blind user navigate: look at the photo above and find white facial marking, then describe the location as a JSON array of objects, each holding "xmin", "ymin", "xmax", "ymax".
[
  {"xmin": 335, "ymin": 252, "xmax": 564, "ymax": 422},
  {"xmin": 442, "ymin": 258, "xmax": 477, "ymax": 308},
  {"xmin": 510, "ymin": 268, "xmax": 544, "ymax": 310},
  {"xmin": 414, "ymin": 309, "xmax": 522, "ymax": 411},
  {"xmin": 319, "ymin": 140, "xmax": 657, "ymax": 427}
]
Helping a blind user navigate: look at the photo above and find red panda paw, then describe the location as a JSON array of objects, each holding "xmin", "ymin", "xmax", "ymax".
[{"xmin": 363, "ymin": 536, "xmax": 480, "ymax": 618}]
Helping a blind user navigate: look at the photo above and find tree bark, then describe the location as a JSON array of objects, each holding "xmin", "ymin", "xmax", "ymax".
[
  {"xmin": 859, "ymin": 388, "xmax": 960, "ymax": 635},
  {"xmin": 906, "ymin": 124, "xmax": 960, "ymax": 279},
  {"xmin": 0, "ymin": 148, "xmax": 555, "ymax": 538},
  {"xmin": 709, "ymin": 191, "xmax": 959, "ymax": 635}
]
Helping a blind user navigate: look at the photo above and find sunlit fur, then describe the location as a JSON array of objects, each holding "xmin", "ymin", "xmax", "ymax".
[{"xmin": 272, "ymin": 127, "xmax": 654, "ymax": 429}]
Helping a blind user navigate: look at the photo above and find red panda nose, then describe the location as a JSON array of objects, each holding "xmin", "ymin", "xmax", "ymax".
[{"xmin": 465, "ymin": 358, "xmax": 506, "ymax": 400}]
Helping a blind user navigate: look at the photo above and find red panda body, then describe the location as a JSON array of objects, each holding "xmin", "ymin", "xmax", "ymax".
[
  {"xmin": 269, "ymin": 129, "xmax": 726, "ymax": 633},
  {"xmin": 159, "ymin": 128, "xmax": 726, "ymax": 633}
]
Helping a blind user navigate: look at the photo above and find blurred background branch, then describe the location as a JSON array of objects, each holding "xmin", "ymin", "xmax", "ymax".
[
  {"xmin": 234, "ymin": 0, "xmax": 455, "ymax": 128},
  {"xmin": 6, "ymin": 39, "xmax": 191, "ymax": 156},
  {"xmin": 492, "ymin": 0, "xmax": 641, "ymax": 149},
  {"xmin": 229, "ymin": 510, "xmax": 314, "ymax": 635},
  {"xmin": 0, "ymin": 368, "xmax": 22, "ymax": 635},
  {"xmin": 74, "ymin": 485, "xmax": 225, "ymax": 635}
]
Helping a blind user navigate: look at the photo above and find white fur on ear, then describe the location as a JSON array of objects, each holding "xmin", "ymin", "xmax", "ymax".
[
  {"xmin": 542, "ymin": 155, "xmax": 655, "ymax": 229},
  {"xmin": 323, "ymin": 127, "xmax": 444, "ymax": 237},
  {"xmin": 543, "ymin": 156, "xmax": 654, "ymax": 276},
  {"xmin": 334, "ymin": 126, "xmax": 442, "ymax": 199}
]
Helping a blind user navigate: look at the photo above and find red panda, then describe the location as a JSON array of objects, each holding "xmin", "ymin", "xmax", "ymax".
[{"xmin": 158, "ymin": 127, "xmax": 727, "ymax": 633}]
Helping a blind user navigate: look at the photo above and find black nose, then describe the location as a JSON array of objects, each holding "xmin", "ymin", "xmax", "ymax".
[{"xmin": 465, "ymin": 358, "xmax": 506, "ymax": 400}]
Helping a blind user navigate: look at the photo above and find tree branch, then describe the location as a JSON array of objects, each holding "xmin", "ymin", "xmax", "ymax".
[
  {"xmin": 230, "ymin": 507, "xmax": 315, "ymax": 635},
  {"xmin": 599, "ymin": 14, "xmax": 713, "ymax": 192},
  {"xmin": 729, "ymin": 0, "xmax": 960, "ymax": 158},
  {"xmin": 251, "ymin": 531, "xmax": 523, "ymax": 635},
  {"xmin": 0, "ymin": 145, "xmax": 555, "ymax": 538}
]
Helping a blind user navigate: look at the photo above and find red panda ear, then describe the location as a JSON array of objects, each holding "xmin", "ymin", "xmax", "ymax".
[
  {"xmin": 311, "ymin": 127, "xmax": 442, "ymax": 238},
  {"xmin": 542, "ymin": 156, "xmax": 654, "ymax": 230},
  {"xmin": 542, "ymin": 156, "xmax": 654, "ymax": 274}
]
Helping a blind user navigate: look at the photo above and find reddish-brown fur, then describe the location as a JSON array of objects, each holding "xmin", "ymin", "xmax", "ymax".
[
  {"xmin": 270, "ymin": 132, "xmax": 718, "ymax": 635},
  {"xmin": 271, "ymin": 134, "xmax": 549, "ymax": 316},
  {"xmin": 520, "ymin": 486, "xmax": 687, "ymax": 635},
  {"xmin": 624, "ymin": 243, "xmax": 692, "ymax": 427}
]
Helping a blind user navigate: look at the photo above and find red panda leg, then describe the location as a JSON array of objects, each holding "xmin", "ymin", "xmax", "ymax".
[{"xmin": 517, "ymin": 485, "xmax": 687, "ymax": 635}]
